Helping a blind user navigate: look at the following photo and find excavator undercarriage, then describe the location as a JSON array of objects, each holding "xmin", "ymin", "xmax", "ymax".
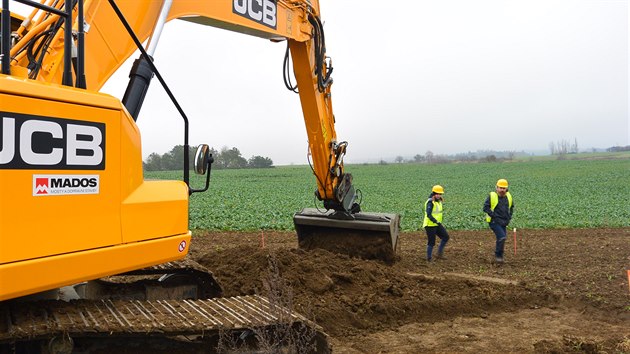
[
  {"xmin": 0, "ymin": 295, "xmax": 330, "ymax": 353},
  {"xmin": 0, "ymin": 259, "xmax": 330, "ymax": 354}
]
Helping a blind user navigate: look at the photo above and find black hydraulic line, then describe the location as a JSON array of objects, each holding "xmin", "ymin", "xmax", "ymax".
[
  {"xmin": 283, "ymin": 41, "xmax": 298, "ymax": 93},
  {"xmin": 107, "ymin": 0, "xmax": 191, "ymax": 188},
  {"xmin": 27, "ymin": 29, "xmax": 53, "ymax": 75},
  {"xmin": 3, "ymin": 0, "xmax": 84, "ymax": 85},
  {"xmin": 76, "ymin": 0, "xmax": 86, "ymax": 89},
  {"xmin": 1, "ymin": 0, "xmax": 10, "ymax": 75},
  {"xmin": 61, "ymin": 0, "xmax": 73, "ymax": 86},
  {"xmin": 308, "ymin": 15, "xmax": 323, "ymax": 92},
  {"xmin": 314, "ymin": 15, "xmax": 332, "ymax": 85},
  {"xmin": 307, "ymin": 15, "xmax": 333, "ymax": 93},
  {"xmin": 28, "ymin": 5, "xmax": 66, "ymax": 79},
  {"xmin": 14, "ymin": 0, "xmax": 66, "ymax": 17}
]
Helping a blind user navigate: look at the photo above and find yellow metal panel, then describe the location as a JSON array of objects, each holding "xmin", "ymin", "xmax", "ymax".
[
  {"xmin": 121, "ymin": 181, "xmax": 189, "ymax": 243},
  {"xmin": 0, "ymin": 75, "xmax": 122, "ymax": 109},
  {"xmin": 171, "ymin": 0, "xmax": 312, "ymax": 41},
  {"xmin": 0, "ymin": 232, "xmax": 191, "ymax": 301},
  {"xmin": 0, "ymin": 83, "xmax": 122, "ymax": 264},
  {"xmin": 114, "ymin": 99, "xmax": 189, "ymax": 241},
  {"xmin": 83, "ymin": 0, "xmax": 163, "ymax": 90},
  {"xmin": 113, "ymin": 90, "xmax": 188, "ymax": 244},
  {"xmin": 118, "ymin": 104, "xmax": 143, "ymax": 200}
]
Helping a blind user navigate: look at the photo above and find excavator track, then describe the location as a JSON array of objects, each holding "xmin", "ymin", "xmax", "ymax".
[
  {"xmin": 0, "ymin": 258, "xmax": 330, "ymax": 353},
  {"xmin": 0, "ymin": 295, "xmax": 330, "ymax": 353},
  {"xmin": 82, "ymin": 258, "xmax": 224, "ymax": 300}
]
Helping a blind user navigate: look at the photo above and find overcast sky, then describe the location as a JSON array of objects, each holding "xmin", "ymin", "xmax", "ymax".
[{"xmin": 13, "ymin": 1, "xmax": 630, "ymax": 165}]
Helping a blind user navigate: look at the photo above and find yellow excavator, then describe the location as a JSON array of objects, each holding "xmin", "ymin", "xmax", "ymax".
[{"xmin": 0, "ymin": 0, "xmax": 400, "ymax": 352}]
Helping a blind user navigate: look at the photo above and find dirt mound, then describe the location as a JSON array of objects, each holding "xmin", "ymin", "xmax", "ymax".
[
  {"xmin": 191, "ymin": 228, "xmax": 630, "ymax": 352},
  {"xmin": 196, "ymin": 244, "xmax": 553, "ymax": 337}
]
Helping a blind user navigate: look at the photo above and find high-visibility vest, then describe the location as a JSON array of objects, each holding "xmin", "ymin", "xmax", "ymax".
[
  {"xmin": 485, "ymin": 191, "xmax": 513, "ymax": 222},
  {"xmin": 423, "ymin": 198, "xmax": 443, "ymax": 227}
]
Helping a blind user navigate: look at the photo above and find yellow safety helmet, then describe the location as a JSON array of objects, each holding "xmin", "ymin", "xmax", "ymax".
[
  {"xmin": 496, "ymin": 179, "xmax": 509, "ymax": 188},
  {"xmin": 432, "ymin": 185, "xmax": 444, "ymax": 194}
]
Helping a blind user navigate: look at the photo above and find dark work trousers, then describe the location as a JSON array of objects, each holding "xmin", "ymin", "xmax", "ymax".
[
  {"xmin": 424, "ymin": 224, "xmax": 449, "ymax": 260},
  {"xmin": 489, "ymin": 222, "xmax": 507, "ymax": 258}
]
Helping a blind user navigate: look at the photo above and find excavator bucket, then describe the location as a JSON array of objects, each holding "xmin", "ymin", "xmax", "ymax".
[{"xmin": 293, "ymin": 208, "xmax": 400, "ymax": 263}]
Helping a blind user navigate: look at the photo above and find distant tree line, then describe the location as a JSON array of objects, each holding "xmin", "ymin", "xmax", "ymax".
[
  {"xmin": 606, "ymin": 145, "xmax": 630, "ymax": 152},
  {"xmin": 385, "ymin": 149, "xmax": 526, "ymax": 165},
  {"xmin": 143, "ymin": 145, "xmax": 273, "ymax": 171}
]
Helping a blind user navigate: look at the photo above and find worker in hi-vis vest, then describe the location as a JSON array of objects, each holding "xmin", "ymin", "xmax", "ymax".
[
  {"xmin": 483, "ymin": 179, "xmax": 514, "ymax": 264},
  {"xmin": 422, "ymin": 185, "xmax": 450, "ymax": 262}
]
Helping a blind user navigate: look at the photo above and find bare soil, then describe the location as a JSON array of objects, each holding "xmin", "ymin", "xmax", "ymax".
[{"xmin": 190, "ymin": 228, "xmax": 630, "ymax": 353}]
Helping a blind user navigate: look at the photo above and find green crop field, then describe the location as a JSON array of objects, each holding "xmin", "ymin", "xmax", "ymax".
[{"xmin": 146, "ymin": 157, "xmax": 630, "ymax": 232}]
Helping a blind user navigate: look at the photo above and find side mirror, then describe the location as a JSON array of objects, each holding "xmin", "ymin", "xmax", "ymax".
[
  {"xmin": 190, "ymin": 144, "xmax": 213, "ymax": 195},
  {"xmin": 194, "ymin": 144, "xmax": 210, "ymax": 175}
]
